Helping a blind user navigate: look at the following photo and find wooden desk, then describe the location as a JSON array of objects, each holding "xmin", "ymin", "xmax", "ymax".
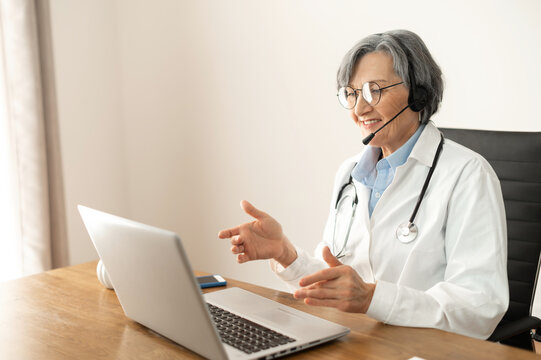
[{"xmin": 0, "ymin": 261, "xmax": 537, "ymax": 360}]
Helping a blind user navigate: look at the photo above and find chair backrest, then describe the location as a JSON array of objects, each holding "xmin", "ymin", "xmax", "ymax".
[{"xmin": 440, "ymin": 127, "xmax": 541, "ymax": 349}]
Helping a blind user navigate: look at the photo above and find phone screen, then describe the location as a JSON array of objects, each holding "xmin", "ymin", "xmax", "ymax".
[
  {"xmin": 197, "ymin": 275, "xmax": 226, "ymax": 288},
  {"xmin": 198, "ymin": 275, "xmax": 219, "ymax": 284}
]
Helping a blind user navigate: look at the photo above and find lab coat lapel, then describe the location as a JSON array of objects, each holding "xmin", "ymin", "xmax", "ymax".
[
  {"xmin": 409, "ymin": 121, "xmax": 443, "ymax": 167},
  {"xmin": 368, "ymin": 122, "xmax": 443, "ymax": 280}
]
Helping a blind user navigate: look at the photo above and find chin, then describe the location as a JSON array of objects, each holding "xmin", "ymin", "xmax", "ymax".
[
  {"xmin": 366, "ymin": 135, "xmax": 386, "ymax": 149},
  {"xmin": 358, "ymin": 125, "xmax": 370, "ymax": 139},
  {"xmin": 360, "ymin": 131, "xmax": 370, "ymax": 140}
]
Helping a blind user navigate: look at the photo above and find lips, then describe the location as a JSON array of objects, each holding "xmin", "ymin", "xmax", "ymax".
[
  {"xmin": 359, "ymin": 118, "xmax": 382, "ymax": 129},
  {"xmin": 362, "ymin": 119, "xmax": 380, "ymax": 125}
]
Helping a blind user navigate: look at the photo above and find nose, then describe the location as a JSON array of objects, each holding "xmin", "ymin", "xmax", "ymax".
[{"xmin": 353, "ymin": 94, "xmax": 372, "ymax": 118}]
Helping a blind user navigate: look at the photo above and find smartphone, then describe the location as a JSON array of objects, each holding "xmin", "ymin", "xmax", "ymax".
[{"xmin": 197, "ymin": 275, "xmax": 227, "ymax": 289}]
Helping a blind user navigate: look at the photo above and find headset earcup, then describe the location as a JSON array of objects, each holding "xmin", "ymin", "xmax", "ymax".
[{"xmin": 409, "ymin": 85, "xmax": 428, "ymax": 112}]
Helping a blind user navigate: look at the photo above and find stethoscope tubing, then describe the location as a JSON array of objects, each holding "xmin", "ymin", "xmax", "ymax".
[
  {"xmin": 333, "ymin": 194, "xmax": 357, "ymax": 259},
  {"xmin": 332, "ymin": 133, "xmax": 445, "ymax": 254},
  {"xmin": 408, "ymin": 133, "xmax": 444, "ymax": 225}
]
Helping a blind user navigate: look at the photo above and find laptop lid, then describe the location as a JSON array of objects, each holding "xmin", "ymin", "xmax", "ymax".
[{"xmin": 78, "ymin": 205, "xmax": 228, "ymax": 360}]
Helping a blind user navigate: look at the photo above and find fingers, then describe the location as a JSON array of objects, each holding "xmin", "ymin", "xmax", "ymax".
[
  {"xmin": 230, "ymin": 235, "xmax": 244, "ymax": 254},
  {"xmin": 220, "ymin": 224, "xmax": 252, "ymax": 263},
  {"xmin": 230, "ymin": 236, "xmax": 248, "ymax": 261},
  {"xmin": 294, "ymin": 286, "xmax": 343, "ymax": 310},
  {"xmin": 218, "ymin": 226, "xmax": 240, "ymax": 239},
  {"xmin": 303, "ymin": 298, "xmax": 341, "ymax": 308},
  {"xmin": 231, "ymin": 245, "xmax": 244, "ymax": 254},
  {"xmin": 299, "ymin": 267, "xmax": 342, "ymax": 287},
  {"xmin": 230, "ymin": 235, "xmax": 242, "ymax": 245},
  {"xmin": 219, "ymin": 200, "xmax": 268, "ymax": 265},
  {"xmin": 294, "ymin": 287, "xmax": 338, "ymax": 300},
  {"xmin": 295, "ymin": 280, "xmax": 375, "ymax": 313},
  {"xmin": 218, "ymin": 200, "xmax": 265, "ymax": 238},
  {"xmin": 219, "ymin": 200, "xmax": 268, "ymax": 239},
  {"xmin": 236, "ymin": 253, "xmax": 251, "ymax": 264},
  {"xmin": 322, "ymin": 246, "xmax": 342, "ymax": 267},
  {"xmin": 240, "ymin": 200, "xmax": 267, "ymax": 220}
]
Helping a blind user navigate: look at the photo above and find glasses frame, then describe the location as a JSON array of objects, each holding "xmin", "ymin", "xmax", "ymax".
[{"xmin": 337, "ymin": 81, "xmax": 404, "ymax": 109}]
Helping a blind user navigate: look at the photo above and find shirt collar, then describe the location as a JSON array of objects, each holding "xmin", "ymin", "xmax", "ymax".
[
  {"xmin": 385, "ymin": 123, "xmax": 425, "ymax": 170},
  {"xmin": 351, "ymin": 146, "xmax": 380, "ymax": 184},
  {"xmin": 351, "ymin": 123, "xmax": 426, "ymax": 183}
]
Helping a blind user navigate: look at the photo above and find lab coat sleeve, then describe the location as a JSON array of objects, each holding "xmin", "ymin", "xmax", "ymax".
[
  {"xmin": 270, "ymin": 202, "xmax": 338, "ymax": 292},
  {"xmin": 270, "ymin": 213, "xmax": 338, "ymax": 292},
  {"xmin": 366, "ymin": 157, "xmax": 509, "ymax": 339},
  {"xmin": 270, "ymin": 247, "xmax": 327, "ymax": 292}
]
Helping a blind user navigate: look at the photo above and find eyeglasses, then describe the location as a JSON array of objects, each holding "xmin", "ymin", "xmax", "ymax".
[{"xmin": 337, "ymin": 81, "xmax": 403, "ymax": 109}]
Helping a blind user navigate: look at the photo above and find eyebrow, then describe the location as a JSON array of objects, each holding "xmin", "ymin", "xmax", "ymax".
[{"xmin": 348, "ymin": 79, "xmax": 389, "ymax": 88}]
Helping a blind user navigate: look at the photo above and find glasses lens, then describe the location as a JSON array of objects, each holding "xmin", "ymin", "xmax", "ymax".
[
  {"xmin": 362, "ymin": 82, "xmax": 381, "ymax": 106},
  {"xmin": 337, "ymin": 87, "xmax": 356, "ymax": 109}
]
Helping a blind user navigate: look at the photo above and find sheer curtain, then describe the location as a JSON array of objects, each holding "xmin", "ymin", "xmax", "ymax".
[{"xmin": 0, "ymin": 0, "xmax": 68, "ymax": 281}]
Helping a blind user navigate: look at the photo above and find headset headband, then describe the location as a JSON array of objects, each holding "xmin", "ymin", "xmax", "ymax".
[{"xmin": 385, "ymin": 33, "xmax": 428, "ymax": 113}]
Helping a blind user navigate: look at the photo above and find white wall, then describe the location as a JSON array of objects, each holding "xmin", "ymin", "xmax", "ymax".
[
  {"xmin": 50, "ymin": 0, "xmax": 541, "ymax": 309},
  {"xmin": 49, "ymin": 0, "xmax": 128, "ymax": 264}
]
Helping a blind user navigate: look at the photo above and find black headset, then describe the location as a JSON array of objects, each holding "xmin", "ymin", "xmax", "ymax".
[{"xmin": 386, "ymin": 33, "xmax": 428, "ymax": 113}]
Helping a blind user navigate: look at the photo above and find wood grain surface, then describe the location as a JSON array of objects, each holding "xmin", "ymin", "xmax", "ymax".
[{"xmin": 0, "ymin": 261, "xmax": 537, "ymax": 359}]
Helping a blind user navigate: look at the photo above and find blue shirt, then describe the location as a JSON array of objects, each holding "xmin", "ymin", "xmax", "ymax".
[{"xmin": 351, "ymin": 124, "xmax": 425, "ymax": 217}]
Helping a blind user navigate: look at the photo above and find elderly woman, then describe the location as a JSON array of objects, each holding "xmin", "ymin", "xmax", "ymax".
[{"xmin": 218, "ymin": 29, "xmax": 508, "ymax": 339}]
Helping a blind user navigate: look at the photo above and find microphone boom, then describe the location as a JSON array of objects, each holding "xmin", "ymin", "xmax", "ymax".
[{"xmin": 361, "ymin": 105, "xmax": 410, "ymax": 145}]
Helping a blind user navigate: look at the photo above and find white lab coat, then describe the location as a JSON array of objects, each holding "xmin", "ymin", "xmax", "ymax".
[{"xmin": 271, "ymin": 121, "xmax": 509, "ymax": 339}]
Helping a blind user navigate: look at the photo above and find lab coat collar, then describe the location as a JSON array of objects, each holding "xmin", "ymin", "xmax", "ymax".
[{"xmin": 409, "ymin": 121, "xmax": 442, "ymax": 167}]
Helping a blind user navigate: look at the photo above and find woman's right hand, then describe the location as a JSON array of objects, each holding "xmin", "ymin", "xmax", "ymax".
[{"xmin": 218, "ymin": 200, "xmax": 297, "ymax": 267}]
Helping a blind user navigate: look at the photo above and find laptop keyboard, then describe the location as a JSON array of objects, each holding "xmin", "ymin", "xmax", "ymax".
[{"xmin": 207, "ymin": 303, "xmax": 296, "ymax": 354}]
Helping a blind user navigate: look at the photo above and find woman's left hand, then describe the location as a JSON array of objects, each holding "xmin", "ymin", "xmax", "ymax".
[{"xmin": 293, "ymin": 246, "xmax": 376, "ymax": 313}]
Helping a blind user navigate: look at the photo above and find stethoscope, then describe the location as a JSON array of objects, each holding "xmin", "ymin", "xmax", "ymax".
[{"xmin": 332, "ymin": 133, "xmax": 444, "ymax": 258}]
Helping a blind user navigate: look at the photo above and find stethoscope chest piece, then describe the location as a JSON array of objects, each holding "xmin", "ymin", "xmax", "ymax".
[{"xmin": 396, "ymin": 222, "xmax": 418, "ymax": 244}]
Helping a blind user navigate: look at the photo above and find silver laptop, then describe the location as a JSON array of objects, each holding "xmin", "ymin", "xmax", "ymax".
[{"xmin": 78, "ymin": 205, "xmax": 349, "ymax": 359}]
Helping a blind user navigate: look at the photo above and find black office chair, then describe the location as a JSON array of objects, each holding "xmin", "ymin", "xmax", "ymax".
[{"xmin": 440, "ymin": 127, "xmax": 541, "ymax": 351}]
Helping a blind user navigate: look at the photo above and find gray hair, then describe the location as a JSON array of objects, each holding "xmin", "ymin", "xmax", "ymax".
[{"xmin": 336, "ymin": 30, "xmax": 443, "ymax": 124}]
